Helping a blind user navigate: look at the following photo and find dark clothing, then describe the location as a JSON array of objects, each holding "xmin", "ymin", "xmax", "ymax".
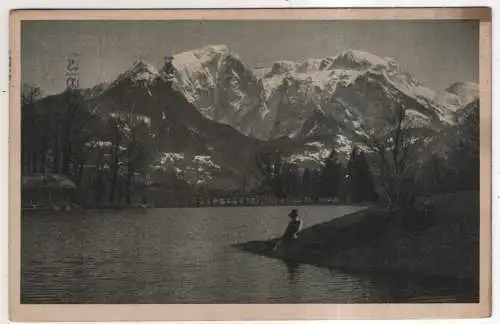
[
  {"xmin": 282, "ymin": 218, "xmax": 303, "ymax": 239},
  {"xmin": 272, "ymin": 216, "xmax": 304, "ymax": 252}
]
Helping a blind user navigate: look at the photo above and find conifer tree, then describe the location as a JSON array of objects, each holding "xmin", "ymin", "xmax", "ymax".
[
  {"xmin": 301, "ymin": 168, "xmax": 312, "ymax": 199},
  {"xmin": 319, "ymin": 149, "xmax": 344, "ymax": 198},
  {"xmin": 347, "ymin": 146, "xmax": 377, "ymax": 203}
]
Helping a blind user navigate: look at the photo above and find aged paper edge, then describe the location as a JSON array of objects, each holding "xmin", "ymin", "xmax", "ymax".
[{"xmin": 8, "ymin": 8, "xmax": 492, "ymax": 321}]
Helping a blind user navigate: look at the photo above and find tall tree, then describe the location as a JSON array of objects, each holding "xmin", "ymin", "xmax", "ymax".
[
  {"xmin": 255, "ymin": 150, "xmax": 284, "ymax": 198},
  {"xmin": 319, "ymin": 149, "xmax": 344, "ymax": 199},
  {"xmin": 124, "ymin": 116, "xmax": 152, "ymax": 205},
  {"xmin": 358, "ymin": 100, "xmax": 427, "ymax": 210},
  {"xmin": 107, "ymin": 116, "xmax": 124, "ymax": 204},
  {"xmin": 310, "ymin": 169, "xmax": 322, "ymax": 203},
  {"xmin": 59, "ymin": 90, "xmax": 100, "ymax": 177},
  {"xmin": 282, "ymin": 163, "xmax": 300, "ymax": 198},
  {"xmin": 107, "ymin": 103, "xmax": 153, "ymax": 205},
  {"xmin": 451, "ymin": 102, "xmax": 479, "ymax": 190},
  {"xmin": 301, "ymin": 168, "xmax": 312, "ymax": 199},
  {"xmin": 347, "ymin": 146, "xmax": 377, "ymax": 203},
  {"xmin": 21, "ymin": 84, "xmax": 44, "ymax": 173}
]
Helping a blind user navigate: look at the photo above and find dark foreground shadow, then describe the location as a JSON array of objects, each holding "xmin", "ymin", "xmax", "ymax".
[
  {"xmin": 232, "ymin": 206, "xmax": 392, "ymax": 264},
  {"xmin": 231, "ymin": 205, "xmax": 479, "ymax": 303}
]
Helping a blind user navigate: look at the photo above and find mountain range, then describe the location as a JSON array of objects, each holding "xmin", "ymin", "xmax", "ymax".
[{"xmin": 34, "ymin": 45, "xmax": 479, "ymax": 190}]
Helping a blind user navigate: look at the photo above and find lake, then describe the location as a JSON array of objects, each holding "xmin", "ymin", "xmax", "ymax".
[{"xmin": 21, "ymin": 205, "xmax": 472, "ymax": 303}]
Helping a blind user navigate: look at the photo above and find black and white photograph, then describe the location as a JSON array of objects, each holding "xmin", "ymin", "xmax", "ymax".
[{"xmin": 17, "ymin": 15, "xmax": 483, "ymax": 306}]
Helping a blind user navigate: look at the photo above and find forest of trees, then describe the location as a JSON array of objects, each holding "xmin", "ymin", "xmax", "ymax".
[
  {"xmin": 254, "ymin": 99, "xmax": 480, "ymax": 209},
  {"xmin": 21, "ymin": 84, "xmax": 157, "ymax": 206},
  {"xmin": 21, "ymin": 58, "xmax": 182, "ymax": 206},
  {"xmin": 254, "ymin": 146, "xmax": 378, "ymax": 204}
]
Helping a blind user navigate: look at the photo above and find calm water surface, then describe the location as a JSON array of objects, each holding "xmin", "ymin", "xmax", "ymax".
[{"xmin": 21, "ymin": 206, "xmax": 471, "ymax": 303}]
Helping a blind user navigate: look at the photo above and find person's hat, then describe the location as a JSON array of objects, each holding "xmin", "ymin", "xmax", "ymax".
[{"xmin": 288, "ymin": 209, "xmax": 298, "ymax": 218}]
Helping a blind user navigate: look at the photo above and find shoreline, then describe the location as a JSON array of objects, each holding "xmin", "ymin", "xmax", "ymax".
[
  {"xmin": 234, "ymin": 191, "xmax": 479, "ymax": 285},
  {"xmin": 21, "ymin": 202, "xmax": 373, "ymax": 212}
]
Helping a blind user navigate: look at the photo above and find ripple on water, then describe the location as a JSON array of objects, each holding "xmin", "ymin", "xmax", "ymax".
[{"xmin": 21, "ymin": 207, "xmax": 476, "ymax": 304}]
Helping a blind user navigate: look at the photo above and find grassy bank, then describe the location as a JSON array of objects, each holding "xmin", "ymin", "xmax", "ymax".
[{"xmin": 234, "ymin": 191, "xmax": 479, "ymax": 282}]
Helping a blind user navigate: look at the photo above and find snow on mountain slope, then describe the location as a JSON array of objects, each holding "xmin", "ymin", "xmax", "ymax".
[
  {"xmin": 174, "ymin": 45, "xmax": 235, "ymax": 66},
  {"xmin": 259, "ymin": 50, "xmax": 439, "ymax": 111},
  {"xmin": 285, "ymin": 134, "xmax": 353, "ymax": 169},
  {"xmin": 436, "ymin": 81, "xmax": 479, "ymax": 108},
  {"xmin": 258, "ymin": 53, "xmax": 367, "ymax": 102},
  {"xmin": 79, "ymin": 48, "xmax": 478, "ymax": 171},
  {"xmin": 151, "ymin": 152, "xmax": 222, "ymax": 185},
  {"xmin": 253, "ymin": 67, "xmax": 271, "ymax": 79},
  {"xmin": 78, "ymin": 47, "xmax": 476, "ymax": 146},
  {"xmin": 160, "ymin": 46, "xmax": 477, "ymax": 143},
  {"xmin": 252, "ymin": 49, "xmax": 470, "ymax": 141},
  {"xmin": 296, "ymin": 58, "xmax": 323, "ymax": 72},
  {"xmin": 320, "ymin": 49, "xmax": 391, "ymax": 71},
  {"xmin": 432, "ymin": 82, "xmax": 479, "ymax": 126},
  {"xmin": 39, "ymin": 46, "xmax": 479, "ymax": 188},
  {"xmin": 76, "ymin": 61, "xmax": 262, "ymax": 190},
  {"xmin": 112, "ymin": 60, "xmax": 159, "ymax": 88},
  {"xmin": 170, "ymin": 45, "xmax": 267, "ymax": 133}
]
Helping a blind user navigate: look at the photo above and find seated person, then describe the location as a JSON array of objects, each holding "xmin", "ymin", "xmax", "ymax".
[{"xmin": 273, "ymin": 209, "xmax": 303, "ymax": 251}]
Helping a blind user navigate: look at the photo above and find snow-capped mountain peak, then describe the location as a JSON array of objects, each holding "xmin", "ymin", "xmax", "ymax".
[
  {"xmin": 445, "ymin": 81, "xmax": 479, "ymax": 105},
  {"xmin": 63, "ymin": 46, "xmax": 480, "ymax": 186},
  {"xmin": 113, "ymin": 59, "xmax": 159, "ymax": 87},
  {"xmin": 266, "ymin": 61, "xmax": 299, "ymax": 77},
  {"xmin": 323, "ymin": 49, "xmax": 389, "ymax": 70},
  {"xmin": 446, "ymin": 81, "xmax": 478, "ymax": 94},
  {"xmin": 434, "ymin": 81, "xmax": 479, "ymax": 113},
  {"xmin": 173, "ymin": 45, "xmax": 237, "ymax": 69},
  {"xmin": 296, "ymin": 58, "xmax": 323, "ymax": 73},
  {"xmin": 98, "ymin": 46, "xmax": 478, "ymax": 145},
  {"xmin": 169, "ymin": 45, "xmax": 265, "ymax": 130}
]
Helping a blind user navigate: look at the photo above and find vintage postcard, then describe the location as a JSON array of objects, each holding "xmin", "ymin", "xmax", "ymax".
[{"xmin": 9, "ymin": 7, "xmax": 492, "ymax": 321}]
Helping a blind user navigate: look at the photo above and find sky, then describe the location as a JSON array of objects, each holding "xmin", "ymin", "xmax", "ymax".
[{"xmin": 21, "ymin": 20, "xmax": 479, "ymax": 95}]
